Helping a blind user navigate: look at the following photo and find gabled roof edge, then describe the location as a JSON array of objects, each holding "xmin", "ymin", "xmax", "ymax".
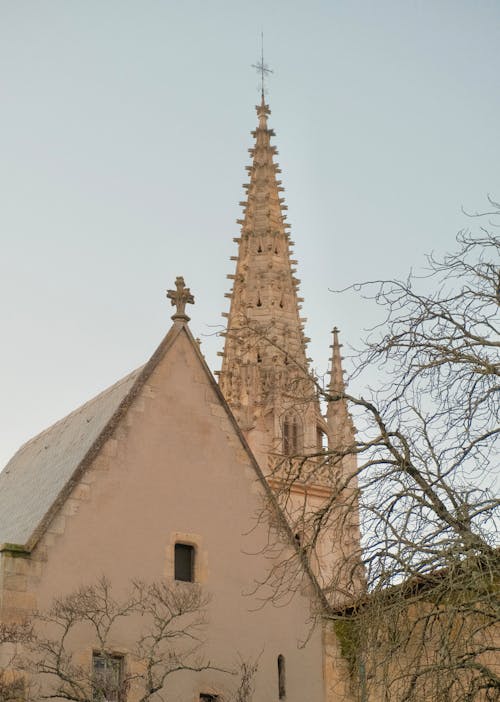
[
  {"xmin": 180, "ymin": 324, "xmax": 332, "ymax": 613},
  {"xmin": 23, "ymin": 322, "xmax": 186, "ymax": 553}
]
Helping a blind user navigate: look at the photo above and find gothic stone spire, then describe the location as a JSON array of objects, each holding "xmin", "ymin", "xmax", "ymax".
[
  {"xmin": 217, "ymin": 99, "xmax": 363, "ymax": 598},
  {"xmin": 218, "ymin": 99, "xmax": 321, "ymax": 467}
]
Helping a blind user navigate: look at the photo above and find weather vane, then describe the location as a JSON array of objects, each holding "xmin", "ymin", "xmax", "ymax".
[{"xmin": 252, "ymin": 31, "xmax": 273, "ymax": 99}]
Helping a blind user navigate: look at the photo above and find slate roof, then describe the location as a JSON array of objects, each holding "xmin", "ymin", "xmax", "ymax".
[{"xmin": 0, "ymin": 367, "xmax": 143, "ymax": 547}]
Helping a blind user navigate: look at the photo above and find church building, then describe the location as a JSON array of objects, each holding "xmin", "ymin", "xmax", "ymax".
[{"xmin": 0, "ymin": 96, "xmax": 359, "ymax": 702}]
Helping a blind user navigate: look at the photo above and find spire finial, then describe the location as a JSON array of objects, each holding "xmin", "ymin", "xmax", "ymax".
[
  {"xmin": 166, "ymin": 276, "xmax": 194, "ymax": 322},
  {"xmin": 251, "ymin": 31, "xmax": 273, "ymax": 101}
]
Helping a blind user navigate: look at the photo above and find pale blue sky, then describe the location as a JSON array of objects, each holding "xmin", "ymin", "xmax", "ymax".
[{"xmin": 1, "ymin": 1, "xmax": 499, "ymax": 468}]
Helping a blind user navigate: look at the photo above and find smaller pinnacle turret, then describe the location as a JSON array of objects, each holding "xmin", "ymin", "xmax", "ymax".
[
  {"xmin": 326, "ymin": 328, "xmax": 355, "ymax": 454},
  {"xmin": 325, "ymin": 327, "xmax": 364, "ymax": 600},
  {"xmin": 329, "ymin": 327, "xmax": 345, "ymax": 396}
]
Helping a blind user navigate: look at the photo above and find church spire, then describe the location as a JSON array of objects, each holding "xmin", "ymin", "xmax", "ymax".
[
  {"xmin": 218, "ymin": 93, "xmax": 363, "ymax": 597},
  {"xmin": 238, "ymin": 97, "xmax": 291, "ymax": 243},
  {"xmin": 218, "ymin": 99, "xmax": 320, "ymax": 468}
]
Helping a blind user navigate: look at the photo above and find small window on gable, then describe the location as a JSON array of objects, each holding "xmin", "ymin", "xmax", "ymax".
[
  {"xmin": 175, "ymin": 543, "xmax": 195, "ymax": 582},
  {"xmin": 283, "ymin": 412, "xmax": 302, "ymax": 456},
  {"xmin": 92, "ymin": 652, "xmax": 124, "ymax": 702},
  {"xmin": 278, "ymin": 654, "xmax": 286, "ymax": 699}
]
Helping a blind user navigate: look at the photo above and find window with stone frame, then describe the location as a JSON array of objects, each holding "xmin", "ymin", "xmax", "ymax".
[
  {"xmin": 200, "ymin": 694, "xmax": 219, "ymax": 702},
  {"xmin": 92, "ymin": 652, "xmax": 124, "ymax": 702},
  {"xmin": 174, "ymin": 542, "xmax": 195, "ymax": 582}
]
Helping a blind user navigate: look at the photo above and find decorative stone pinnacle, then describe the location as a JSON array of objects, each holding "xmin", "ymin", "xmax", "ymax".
[
  {"xmin": 256, "ymin": 98, "xmax": 270, "ymax": 129},
  {"xmin": 331, "ymin": 327, "xmax": 342, "ymax": 347},
  {"xmin": 166, "ymin": 276, "xmax": 194, "ymax": 322},
  {"xmin": 329, "ymin": 326, "xmax": 345, "ymax": 394}
]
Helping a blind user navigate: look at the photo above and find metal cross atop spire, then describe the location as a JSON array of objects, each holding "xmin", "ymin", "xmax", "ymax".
[{"xmin": 252, "ymin": 32, "xmax": 273, "ymax": 99}]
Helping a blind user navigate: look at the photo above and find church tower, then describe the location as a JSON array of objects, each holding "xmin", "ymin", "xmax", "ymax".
[
  {"xmin": 218, "ymin": 96, "xmax": 326, "ymax": 472},
  {"xmin": 218, "ymin": 96, "xmax": 363, "ymax": 599}
]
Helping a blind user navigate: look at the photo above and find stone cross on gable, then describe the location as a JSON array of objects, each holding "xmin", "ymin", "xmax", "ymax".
[{"xmin": 166, "ymin": 276, "xmax": 194, "ymax": 322}]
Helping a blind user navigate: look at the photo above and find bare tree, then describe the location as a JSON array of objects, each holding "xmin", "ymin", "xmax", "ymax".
[
  {"xmin": 30, "ymin": 578, "xmax": 228, "ymax": 702},
  {"xmin": 244, "ymin": 205, "xmax": 500, "ymax": 700},
  {"xmin": 230, "ymin": 657, "xmax": 259, "ymax": 702},
  {"xmin": 25, "ymin": 578, "xmax": 260, "ymax": 702},
  {"xmin": 0, "ymin": 620, "xmax": 32, "ymax": 702}
]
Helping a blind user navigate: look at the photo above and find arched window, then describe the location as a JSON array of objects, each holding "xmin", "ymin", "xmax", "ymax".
[
  {"xmin": 277, "ymin": 654, "xmax": 286, "ymax": 699},
  {"xmin": 316, "ymin": 425, "xmax": 327, "ymax": 451},
  {"xmin": 283, "ymin": 412, "xmax": 302, "ymax": 455}
]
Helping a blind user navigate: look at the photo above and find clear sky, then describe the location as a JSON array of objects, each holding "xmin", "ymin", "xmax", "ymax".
[{"xmin": 1, "ymin": 1, "xmax": 499, "ymax": 469}]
